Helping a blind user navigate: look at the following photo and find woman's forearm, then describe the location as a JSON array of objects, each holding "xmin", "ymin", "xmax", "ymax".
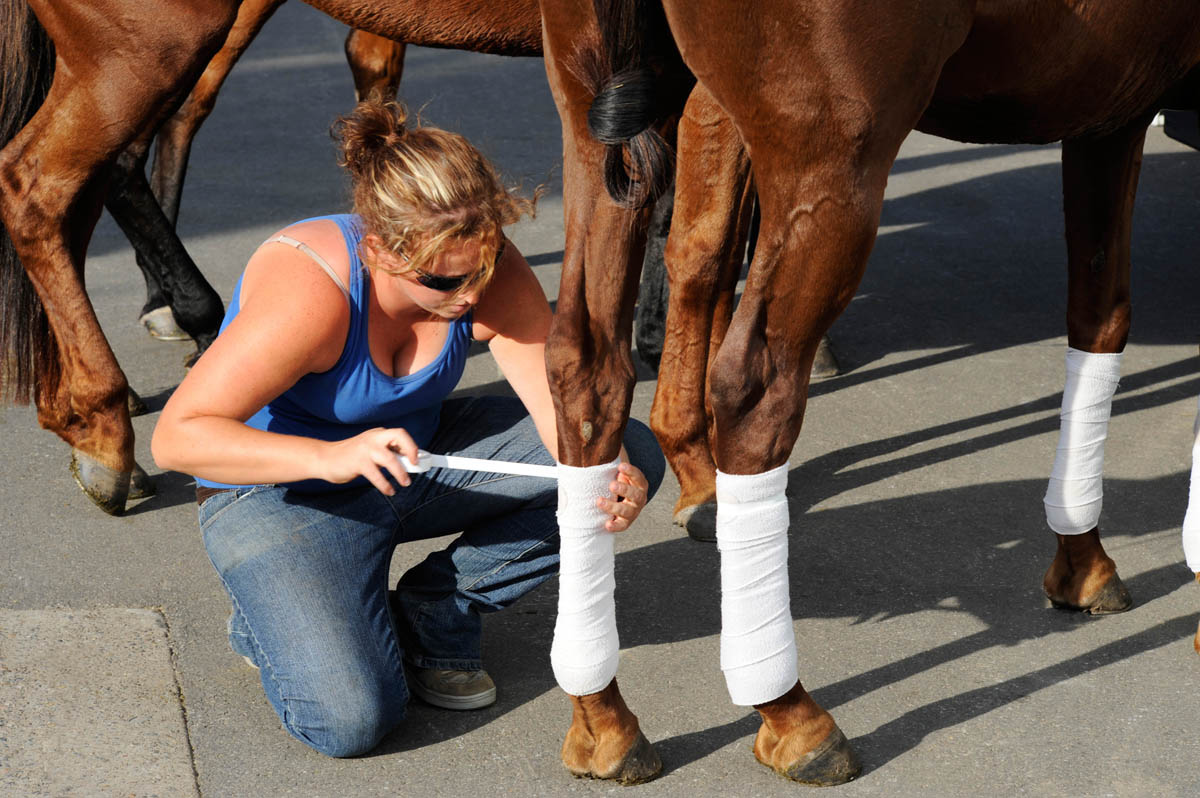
[{"xmin": 151, "ymin": 415, "xmax": 331, "ymax": 486}]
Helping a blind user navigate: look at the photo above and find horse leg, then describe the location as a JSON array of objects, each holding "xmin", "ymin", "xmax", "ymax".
[
  {"xmin": 539, "ymin": 0, "xmax": 691, "ymax": 781},
  {"xmin": 345, "ymin": 28, "xmax": 406, "ymax": 102},
  {"xmin": 135, "ymin": 0, "xmax": 283, "ymax": 349},
  {"xmin": 109, "ymin": 134, "xmax": 225, "ymax": 360},
  {"xmin": 653, "ymin": 0, "xmax": 972, "ymax": 781},
  {"xmin": 0, "ymin": 0, "xmax": 237, "ymax": 513},
  {"xmin": 651, "ymin": 83, "xmax": 753, "ymax": 541},
  {"xmin": 1040, "ymin": 120, "xmax": 1151, "ymax": 614},
  {"xmin": 150, "ymin": 0, "xmax": 284, "ymax": 228}
]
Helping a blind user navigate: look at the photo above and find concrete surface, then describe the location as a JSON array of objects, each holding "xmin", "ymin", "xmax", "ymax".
[
  {"xmin": 0, "ymin": 609, "xmax": 198, "ymax": 797},
  {"xmin": 2, "ymin": 3, "xmax": 1200, "ymax": 796}
]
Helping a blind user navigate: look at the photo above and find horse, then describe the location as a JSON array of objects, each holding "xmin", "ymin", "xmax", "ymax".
[
  {"xmin": 535, "ymin": 0, "xmax": 1200, "ymax": 785},
  {"xmin": 0, "ymin": 0, "xmax": 779, "ymax": 530},
  {"xmin": 0, "ymin": 0, "xmax": 553, "ymax": 514}
]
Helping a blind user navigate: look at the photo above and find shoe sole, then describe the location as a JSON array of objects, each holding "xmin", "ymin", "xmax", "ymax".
[{"xmin": 410, "ymin": 682, "xmax": 497, "ymax": 710}]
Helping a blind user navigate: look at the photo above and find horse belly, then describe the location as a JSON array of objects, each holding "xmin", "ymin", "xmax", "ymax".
[{"xmin": 917, "ymin": 0, "xmax": 1200, "ymax": 143}]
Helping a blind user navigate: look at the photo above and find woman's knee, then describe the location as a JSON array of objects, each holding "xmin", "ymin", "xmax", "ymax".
[{"xmin": 284, "ymin": 684, "xmax": 406, "ymax": 758}]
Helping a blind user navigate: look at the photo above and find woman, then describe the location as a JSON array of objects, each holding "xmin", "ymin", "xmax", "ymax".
[{"xmin": 151, "ymin": 99, "xmax": 664, "ymax": 758}]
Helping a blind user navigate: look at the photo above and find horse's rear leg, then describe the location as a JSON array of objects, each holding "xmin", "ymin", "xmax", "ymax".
[
  {"xmin": 651, "ymin": 83, "xmax": 753, "ymax": 541},
  {"xmin": 345, "ymin": 29, "xmax": 406, "ymax": 101},
  {"xmin": 1, "ymin": 0, "xmax": 236, "ymax": 512},
  {"xmin": 1041, "ymin": 121, "xmax": 1150, "ymax": 614}
]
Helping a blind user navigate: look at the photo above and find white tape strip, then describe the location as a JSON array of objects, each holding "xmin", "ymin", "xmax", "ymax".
[{"xmin": 397, "ymin": 450, "xmax": 558, "ymax": 479}]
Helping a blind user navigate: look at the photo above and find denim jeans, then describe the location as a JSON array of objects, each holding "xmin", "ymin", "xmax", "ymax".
[{"xmin": 199, "ymin": 396, "xmax": 664, "ymax": 757}]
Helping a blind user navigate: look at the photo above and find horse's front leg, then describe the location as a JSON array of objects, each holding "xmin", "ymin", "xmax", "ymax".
[
  {"xmin": 652, "ymin": 82, "xmax": 754, "ymax": 542},
  {"xmin": 1041, "ymin": 121, "xmax": 1152, "ymax": 615}
]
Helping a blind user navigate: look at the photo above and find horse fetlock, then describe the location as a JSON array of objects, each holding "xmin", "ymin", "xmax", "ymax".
[
  {"xmin": 69, "ymin": 449, "xmax": 130, "ymax": 515},
  {"xmin": 753, "ymin": 682, "xmax": 860, "ymax": 785},
  {"xmin": 1043, "ymin": 530, "xmax": 1132, "ymax": 613},
  {"xmin": 560, "ymin": 680, "xmax": 661, "ymax": 784}
]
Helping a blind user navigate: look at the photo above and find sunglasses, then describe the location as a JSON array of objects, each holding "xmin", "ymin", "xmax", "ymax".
[{"xmin": 407, "ymin": 241, "xmax": 506, "ymax": 292}]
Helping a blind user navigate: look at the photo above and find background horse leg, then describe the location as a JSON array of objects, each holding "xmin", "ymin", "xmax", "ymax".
[
  {"xmin": 0, "ymin": 0, "xmax": 237, "ymax": 513},
  {"xmin": 345, "ymin": 28, "xmax": 406, "ymax": 101},
  {"xmin": 1041, "ymin": 120, "xmax": 1152, "ymax": 614},
  {"xmin": 651, "ymin": 83, "xmax": 753, "ymax": 541},
  {"xmin": 139, "ymin": 0, "xmax": 286, "ymax": 346},
  {"xmin": 108, "ymin": 133, "xmax": 225, "ymax": 361}
]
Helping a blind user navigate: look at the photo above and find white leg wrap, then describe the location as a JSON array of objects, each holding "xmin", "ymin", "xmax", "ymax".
[
  {"xmin": 1181, "ymin": 395, "xmax": 1200, "ymax": 572},
  {"xmin": 551, "ymin": 458, "xmax": 621, "ymax": 696},
  {"xmin": 717, "ymin": 464, "xmax": 798, "ymax": 706},
  {"xmin": 1044, "ymin": 348, "xmax": 1122, "ymax": 535}
]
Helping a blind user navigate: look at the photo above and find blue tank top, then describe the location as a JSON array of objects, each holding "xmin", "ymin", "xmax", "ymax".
[{"xmin": 196, "ymin": 214, "xmax": 474, "ymax": 492}]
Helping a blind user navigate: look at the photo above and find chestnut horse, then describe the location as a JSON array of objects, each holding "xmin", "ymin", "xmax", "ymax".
[
  {"xmin": 0, "ymin": 0, "xmax": 750, "ymax": 526},
  {"xmin": 537, "ymin": 0, "xmax": 1200, "ymax": 785},
  {"xmin": 0, "ymin": 0, "xmax": 546, "ymax": 513}
]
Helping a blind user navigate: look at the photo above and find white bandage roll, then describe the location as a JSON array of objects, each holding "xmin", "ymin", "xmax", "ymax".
[
  {"xmin": 716, "ymin": 464, "xmax": 798, "ymax": 706},
  {"xmin": 550, "ymin": 458, "xmax": 621, "ymax": 696},
  {"xmin": 1044, "ymin": 348, "xmax": 1122, "ymax": 535},
  {"xmin": 1181, "ymin": 395, "xmax": 1200, "ymax": 571}
]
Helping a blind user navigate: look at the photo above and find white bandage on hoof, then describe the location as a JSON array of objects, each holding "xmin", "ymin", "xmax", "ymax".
[
  {"xmin": 1044, "ymin": 348, "xmax": 1122, "ymax": 535},
  {"xmin": 551, "ymin": 458, "xmax": 621, "ymax": 696},
  {"xmin": 1181, "ymin": 395, "xmax": 1200, "ymax": 571},
  {"xmin": 717, "ymin": 464, "xmax": 798, "ymax": 706}
]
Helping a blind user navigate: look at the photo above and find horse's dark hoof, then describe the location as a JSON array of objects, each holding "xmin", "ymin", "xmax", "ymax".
[
  {"xmin": 810, "ymin": 335, "xmax": 839, "ymax": 380},
  {"xmin": 775, "ymin": 727, "xmax": 862, "ymax": 787},
  {"xmin": 126, "ymin": 387, "xmax": 149, "ymax": 417},
  {"xmin": 69, "ymin": 449, "xmax": 129, "ymax": 515},
  {"xmin": 139, "ymin": 306, "xmax": 192, "ymax": 342},
  {"xmin": 129, "ymin": 462, "xmax": 156, "ymax": 500},
  {"xmin": 569, "ymin": 730, "xmax": 662, "ymax": 786},
  {"xmin": 674, "ymin": 502, "xmax": 717, "ymax": 543},
  {"xmin": 1048, "ymin": 572, "xmax": 1133, "ymax": 615}
]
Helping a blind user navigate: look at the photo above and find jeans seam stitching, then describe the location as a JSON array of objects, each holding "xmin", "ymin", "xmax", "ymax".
[{"xmin": 394, "ymin": 473, "xmax": 535, "ymax": 526}]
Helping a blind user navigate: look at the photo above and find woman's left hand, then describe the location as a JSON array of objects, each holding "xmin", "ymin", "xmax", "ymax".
[{"xmin": 597, "ymin": 462, "xmax": 651, "ymax": 532}]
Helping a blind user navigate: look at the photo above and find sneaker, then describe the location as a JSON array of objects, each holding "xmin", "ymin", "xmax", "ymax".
[{"xmin": 407, "ymin": 666, "xmax": 497, "ymax": 710}]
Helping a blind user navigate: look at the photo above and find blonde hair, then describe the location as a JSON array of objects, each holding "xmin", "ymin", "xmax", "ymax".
[{"xmin": 333, "ymin": 98, "xmax": 537, "ymax": 293}]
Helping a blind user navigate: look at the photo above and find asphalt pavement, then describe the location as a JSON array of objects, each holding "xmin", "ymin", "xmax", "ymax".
[{"xmin": 2, "ymin": 4, "xmax": 1200, "ymax": 796}]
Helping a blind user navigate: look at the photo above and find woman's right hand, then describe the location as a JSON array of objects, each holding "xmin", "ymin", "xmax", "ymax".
[{"xmin": 319, "ymin": 427, "xmax": 421, "ymax": 495}]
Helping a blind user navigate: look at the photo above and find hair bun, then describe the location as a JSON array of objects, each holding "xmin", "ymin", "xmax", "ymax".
[{"xmin": 334, "ymin": 98, "xmax": 412, "ymax": 179}]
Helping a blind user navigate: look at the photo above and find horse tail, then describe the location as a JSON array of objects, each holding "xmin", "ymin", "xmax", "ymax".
[
  {"xmin": 0, "ymin": 0, "xmax": 58, "ymax": 405},
  {"xmin": 583, "ymin": 0, "xmax": 674, "ymax": 209}
]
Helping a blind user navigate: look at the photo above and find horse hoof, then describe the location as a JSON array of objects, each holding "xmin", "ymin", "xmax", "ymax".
[
  {"xmin": 567, "ymin": 730, "xmax": 662, "ymax": 785},
  {"xmin": 129, "ymin": 462, "xmax": 156, "ymax": 500},
  {"xmin": 810, "ymin": 336, "xmax": 839, "ymax": 380},
  {"xmin": 673, "ymin": 502, "xmax": 717, "ymax": 543},
  {"xmin": 774, "ymin": 726, "xmax": 862, "ymax": 786},
  {"xmin": 127, "ymin": 387, "xmax": 149, "ymax": 417},
  {"xmin": 1047, "ymin": 572, "xmax": 1133, "ymax": 615},
  {"xmin": 69, "ymin": 450, "xmax": 129, "ymax": 515},
  {"xmin": 139, "ymin": 306, "xmax": 192, "ymax": 342}
]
